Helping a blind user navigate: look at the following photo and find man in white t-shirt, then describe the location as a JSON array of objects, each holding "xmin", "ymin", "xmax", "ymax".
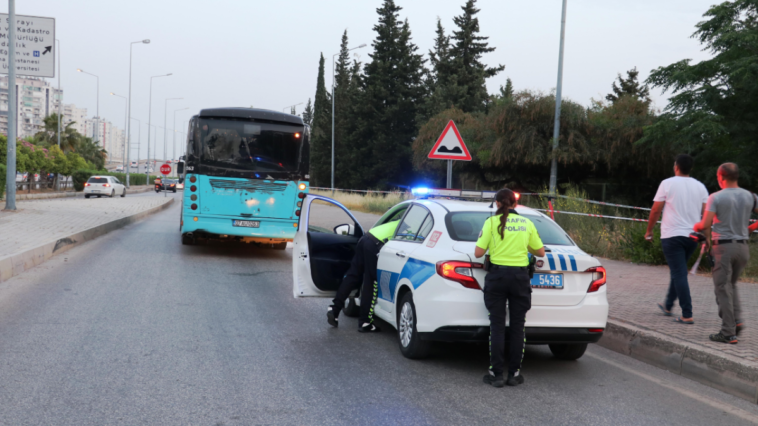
[{"xmin": 645, "ymin": 154, "xmax": 709, "ymax": 324}]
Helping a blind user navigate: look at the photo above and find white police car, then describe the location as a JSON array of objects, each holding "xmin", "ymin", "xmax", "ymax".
[{"xmin": 293, "ymin": 189, "xmax": 608, "ymax": 360}]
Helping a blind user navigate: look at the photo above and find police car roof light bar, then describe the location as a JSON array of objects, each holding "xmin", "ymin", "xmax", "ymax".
[{"xmin": 412, "ymin": 187, "xmax": 520, "ymax": 203}]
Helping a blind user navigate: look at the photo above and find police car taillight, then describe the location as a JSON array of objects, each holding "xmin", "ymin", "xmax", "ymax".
[
  {"xmin": 586, "ymin": 266, "xmax": 607, "ymax": 292},
  {"xmin": 436, "ymin": 261, "xmax": 482, "ymax": 290}
]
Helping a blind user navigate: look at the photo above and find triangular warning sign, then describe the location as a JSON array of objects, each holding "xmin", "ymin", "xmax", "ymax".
[{"xmin": 427, "ymin": 120, "xmax": 472, "ymax": 161}]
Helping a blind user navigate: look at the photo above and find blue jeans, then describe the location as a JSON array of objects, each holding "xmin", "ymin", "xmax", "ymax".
[{"xmin": 662, "ymin": 236, "xmax": 698, "ymax": 318}]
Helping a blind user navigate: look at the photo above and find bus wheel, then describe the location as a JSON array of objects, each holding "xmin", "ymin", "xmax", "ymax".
[{"xmin": 181, "ymin": 234, "xmax": 194, "ymax": 246}]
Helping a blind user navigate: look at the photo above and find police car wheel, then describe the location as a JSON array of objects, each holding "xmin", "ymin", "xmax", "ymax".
[
  {"xmin": 343, "ymin": 296, "xmax": 360, "ymax": 318},
  {"xmin": 549, "ymin": 343, "xmax": 588, "ymax": 360},
  {"xmin": 397, "ymin": 293, "xmax": 430, "ymax": 359}
]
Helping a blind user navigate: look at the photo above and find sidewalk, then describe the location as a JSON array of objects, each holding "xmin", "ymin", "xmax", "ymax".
[
  {"xmin": 8, "ymin": 185, "xmax": 155, "ymax": 201},
  {"xmin": 0, "ymin": 195, "xmax": 173, "ymax": 282},
  {"xmin": 600, "ymin": 258, "xmax": 758, "ymax": 402}
]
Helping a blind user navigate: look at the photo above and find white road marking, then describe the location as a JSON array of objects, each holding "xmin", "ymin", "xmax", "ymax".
[{"xmin": 586, "ymin": 352, "xmax": 758, "ymax": 423}]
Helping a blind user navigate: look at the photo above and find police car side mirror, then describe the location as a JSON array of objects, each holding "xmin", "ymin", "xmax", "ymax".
[{"xmin": 334, "ymin": 224, "xmax": 354, "ymax": 236}]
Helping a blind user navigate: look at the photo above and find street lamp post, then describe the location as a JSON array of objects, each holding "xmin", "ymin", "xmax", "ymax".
[
  {"xmin": 172, "ymin": 107, "xmax": 189, "ymax": 177},
  {"xmin": 164, "ymin": 98, "xmax": 183, "ymax": 164},
  {"xmin": 56, "ymin": 38, "xmax": 62, "ymax": 191},
  {"xmin": 331, "ymin": 43, "xmax": 366, "ymax": 190},
  {"xmin": 549, "ymin": 0, "xmax": 568, "ymax": 198},
  {"xmin": 110, "ymin": 93, "xmax": 127, "ymax": 170},
  {"xmin": 130, "ymin": 117, "xmax": 141, "ymax": 170},
  {"xmin": 76, "ymin": 68, "xmax": 100, "ymax": 160},
  {"xmin": 146, "ymin": 73, "xmax": 172, "ymax": 184},
  {"xmin": 126, "ymin": 39, "xmax": 150, "ymax": 187},
  {"xmin": 4, "ymin": 0, "xmax": 17, "ymax": 210}
]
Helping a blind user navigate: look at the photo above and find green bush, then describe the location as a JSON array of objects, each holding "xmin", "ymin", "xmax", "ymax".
[
  {"xmin": 0, "ymin": 163, "xmax": 6, "ymax": 200},
  {"xmin": 104, "ymin": 171, "xmax": 159, "ymax": 186},
  {"xmin": 621, "ymin": 223, "xmax": 667, "ymax": 265}
]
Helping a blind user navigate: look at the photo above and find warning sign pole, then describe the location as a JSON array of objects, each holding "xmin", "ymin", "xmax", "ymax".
[
  {"xmin": 446, "ymin": 160, "xmax": 452, "ymax": 189},
  {"xmin": 428, "ymin": 120, "xmax": 472, "ymax": 190}
]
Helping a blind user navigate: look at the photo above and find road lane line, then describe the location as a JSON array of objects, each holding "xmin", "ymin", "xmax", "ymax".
[{"xmin": 586, "ymin": 352, "xmax": 758, "ymax": 423}]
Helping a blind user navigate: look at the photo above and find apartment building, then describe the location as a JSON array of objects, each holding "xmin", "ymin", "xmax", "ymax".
[
  {"xmin": 63, "ymin": 104, "xmax": 87, "ymax": 135},
  {"xmin": 84, "ymin": 118, "xmax": 125, "ymax": 162},
  {"xmin": 0, "ymin": 76, "xmax": 63, "ymax": 139}
]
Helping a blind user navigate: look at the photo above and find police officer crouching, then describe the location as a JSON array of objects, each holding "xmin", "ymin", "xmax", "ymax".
[
  {"xmin": 328, "ymin": 219, "xmax": 400, "ymax": 332},
  {"xmin": 474, "ymin": 189, "xmax": 545, "ymax": 387}
]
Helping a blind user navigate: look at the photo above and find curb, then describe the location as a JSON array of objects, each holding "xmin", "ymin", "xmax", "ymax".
[
  {"xmin": 598, "ymin": 318, "xmax": 758, "ymax": 404},
  {"xmin": 9, "ymin": 186, "xmax": 157, "ymax": 201},
  {"xmin": 0, "ymin": 198, "xmax": 174, "ymax": 283}
]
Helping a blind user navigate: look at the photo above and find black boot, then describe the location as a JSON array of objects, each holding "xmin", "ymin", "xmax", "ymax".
[
  {"xmin": 483, "ymin": 372, "xmax": 504, "ymax": 388},
  {"xmin": 506, "ymin": 372, "xmax": 525, "ymax": 386},
  {"xmin": 327, "ymin": 305, "xmax": 339, "ymax": 328},
  {"xmin": 358, "ymin": 322, "xmax": 381, "ymax": 333}
]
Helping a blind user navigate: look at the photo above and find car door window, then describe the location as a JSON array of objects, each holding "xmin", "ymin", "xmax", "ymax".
[
  {"xmin": 416, "ymin": 214, "xmax": 434, "ymax": 242},
  {"xmin": 393, "ymin": 205, "xmax": 429, "ymax": 242},
  {"xmin": 308, "ymin": 199, "xmax": 362, "ymax": 236}
]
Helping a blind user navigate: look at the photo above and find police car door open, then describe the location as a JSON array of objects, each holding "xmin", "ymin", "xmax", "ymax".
[{"xmin": 292, "ymin": 195, "xmax": 365, "ymax": 298}]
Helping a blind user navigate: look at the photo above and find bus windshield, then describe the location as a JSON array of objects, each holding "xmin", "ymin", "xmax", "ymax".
[{"xmin": 197, "ymin": 118, "xmax": 303, "ymax": 173}]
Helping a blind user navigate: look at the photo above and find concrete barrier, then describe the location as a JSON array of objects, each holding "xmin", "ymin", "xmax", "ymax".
[
  {"xmin": 0, "ymin": 198, "xmax": 173, "ymax": 283},
  {"xmin": 598, "ymin": 319, "xmax": 758, "ymax": 404}
]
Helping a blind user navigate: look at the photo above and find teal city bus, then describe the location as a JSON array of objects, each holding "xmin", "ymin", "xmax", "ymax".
[{"xmin": 177, "ymin": 108, "xmax": 309, "ymax": 248}]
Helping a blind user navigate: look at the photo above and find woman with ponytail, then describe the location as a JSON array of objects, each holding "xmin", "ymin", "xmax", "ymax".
[{"xmin": 474, "ymin": 188, "xmax": 545, "ymax": 388}]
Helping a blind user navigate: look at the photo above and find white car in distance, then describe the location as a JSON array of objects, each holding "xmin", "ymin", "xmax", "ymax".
[
  {"xmin": 84, "ymin": 176, "xmax": 126, "ymax": 198},
  {"xmin": 293, "ymin": 189, "xmax": 608, "ymax": 361}
]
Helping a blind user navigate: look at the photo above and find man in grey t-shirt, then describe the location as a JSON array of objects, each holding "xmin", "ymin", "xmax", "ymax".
[{"xmin": 694, "ymin": 163, "xmax": 758, "ymax": 344}]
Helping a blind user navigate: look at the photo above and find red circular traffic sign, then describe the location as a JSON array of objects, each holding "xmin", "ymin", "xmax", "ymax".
[{"xmin": 160, "ymin": 164, "xmax": 172, "ymax": 175}]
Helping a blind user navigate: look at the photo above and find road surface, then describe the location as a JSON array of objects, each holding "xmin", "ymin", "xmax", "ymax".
[{"xmin": 0, "ymin": 194, "xmax": 756, "ymax": 425}]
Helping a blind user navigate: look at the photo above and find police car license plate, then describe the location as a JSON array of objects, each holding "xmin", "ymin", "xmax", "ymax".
[
  {"xmin": 233, "ymin": 220, "xmax": 260, "ymax": 228},
  {"xmin": 531, "ymin": 273, "xmax": 563, "ymax": 289}
]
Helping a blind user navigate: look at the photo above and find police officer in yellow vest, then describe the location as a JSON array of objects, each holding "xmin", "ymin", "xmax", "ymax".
[
  {"xmin": 475, "ymin": 189, "xmax": 545, "ymax": 387},
  {"xmin": 328, "ymin": 219, "xmax": 400, "ymax": 332}
]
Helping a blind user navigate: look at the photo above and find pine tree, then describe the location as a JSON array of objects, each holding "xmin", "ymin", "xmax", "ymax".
[
  {"xmin": 302, "ymin": 98, "xmax": 314, "ymax": 127},
  {"xmin": 449, "ymin": 0, "xmax": 504, "ymax": 112},
  {"xmin": 310, "ymin": 54, "xmax": 332, "ymax": 187},
  {"xmin": 499, "ymin": 78, "xmax": 514, "ymax": 99},
  {"xmin": 421, "ymin": 18, "xmax": 454, "ymax": 120},
  {"xmin": 334, "ymin": 30, "xmax": 358, "ymax": 188},
  {"xmin": 351, "ymin": 0, "xmax": 426, "ymax": 188},
  {"xmin": 606, "ymin": 67, "xmax": 650, "ymax": 104}
]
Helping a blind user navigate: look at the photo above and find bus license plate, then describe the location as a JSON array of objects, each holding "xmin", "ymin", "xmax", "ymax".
[
  {"xmin": 531, "ymin": 273, "xmax": 563, "ymax": 289},
  {"xmin": 233, "ymin": 220, "xmax": 260, "ymax": 228}
]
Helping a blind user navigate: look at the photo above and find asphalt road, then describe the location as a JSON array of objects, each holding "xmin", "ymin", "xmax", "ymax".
[{"xmin": 1, "ymin": 194, "xmax": 757, "ymax": 425}]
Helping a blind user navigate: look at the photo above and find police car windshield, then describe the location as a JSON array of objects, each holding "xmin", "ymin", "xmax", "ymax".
[{"xmin": 445, "ymin": 212, "xmax": 574, "ymax": 246}]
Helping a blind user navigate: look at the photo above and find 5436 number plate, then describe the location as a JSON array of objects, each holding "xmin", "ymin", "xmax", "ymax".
[{"xmin": 531, "ymin": 273, "xmax": 563, "ymax": 289}]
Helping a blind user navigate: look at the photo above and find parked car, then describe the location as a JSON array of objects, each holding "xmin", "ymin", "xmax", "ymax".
[
  {"xmin": 84, "ymin": 176, "xmax": 126, "ymax": 198},
  {"xmin": 116, "ymin": 165, "xmax": 124, "ymax": 172},
  {"xmin": 293, "ymin": 190, "xmax": 608, "ymax": 360}
]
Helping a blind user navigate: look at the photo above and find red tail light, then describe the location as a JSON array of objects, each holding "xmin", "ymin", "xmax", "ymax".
[
  {"xmin": 298, "ymin": 192, "xmax": 306, "ymax": 199},
  {"xmin": 84, "ymin": 183, "xmax": 90, "ymax": 187},
  {"xmin": 189, "ymin": 175, "xmax": 196, "ymax": 183},
  {"xmin": 588, "ymin": 328, "xmax": 604, "ymax": 333},
  {"xmin": 436, "ymin": 261, "xmax": 482, "ymax": 290},
  {"xmin": 190, "ymin": 185, "xmax": 197, "ymax": 192},
  {"xmin": 586, "ymin": 266, "xmax": 607, "ymax": 292},
  {"xmin": 295, "ymin": 210, "xmax": 301, "ymax": 216},
  {"xmin": 103, "ymin": 184, "xmax": 110, "ymax": 187}
]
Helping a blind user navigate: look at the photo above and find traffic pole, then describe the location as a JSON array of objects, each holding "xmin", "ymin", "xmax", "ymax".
[
  {"xmin": 548, "ymin": 0, "xmax": 568, "ymax": 198},
  {"xmin": 446, "ymin": 160, "xmax": 452, "ymax": 189},
  {"xmin": 4, "ymin": 0, "xmax": 17, "ymax": 211}
]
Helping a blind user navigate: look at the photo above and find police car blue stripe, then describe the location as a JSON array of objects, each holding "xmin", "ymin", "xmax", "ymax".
[
  {"xmin": 558, "ymin": 254, "xmax": 568, "ymax": 271},
  {"xmin": 547, "ymin": 254, "xmax": 556, "ymax": 270},
  {"xmin": 568, "ymin": 255, "xmax": 578, "ymax": 272}
]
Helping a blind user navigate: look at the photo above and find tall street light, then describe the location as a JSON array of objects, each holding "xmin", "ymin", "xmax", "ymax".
[
  {"xmin": 164, "ymin": 98, "xmax": 183, "ymax": 164},
  {"xmin": 130, "ymin": 117, "xmax": 141, "ymax": 171},
  {"xmin": 55, "ymin": 38, "xmax": 62, "ymax": 191},
  {"xmin": 332, "ymin": 43, "xmax": 366, "ymax": 190},
  {"xmin": 146, "ymin": 73, "xmax": 171, "ymax": 184},
  {"xmin": 76, "ymin": 68, "xmax": 100, "ymax": 160},
  {"xmin": 127, "ymin": 39, "xmax": 150, "ymax": 187},
  {"xmin": 549, "ymin": 0, "xmax": 568, "ymax": 198},
  {"xmin": 110, "ymin": 92, "xmax": 127, "ymax": 170},
  {"xmin": 172, "ymin": 107, "xmax": 189, "ymax": 176}
]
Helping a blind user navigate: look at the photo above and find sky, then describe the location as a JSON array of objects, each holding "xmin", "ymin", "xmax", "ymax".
[{"xmin": 5, "ymin": 0, "xmax": 716, "ymax": 161}]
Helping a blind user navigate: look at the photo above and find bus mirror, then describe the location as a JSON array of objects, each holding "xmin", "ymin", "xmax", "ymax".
[
  {"xmin": 177, "ymin": 162, "xmax": 185, "ymax": 174},
  {"xmin": 178, "ymin": 177, "xmax": 184, "ymax": 184}
]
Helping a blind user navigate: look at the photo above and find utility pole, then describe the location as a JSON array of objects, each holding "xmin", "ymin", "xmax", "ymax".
[
  {"xmin": 56, "ymin": 38, "xmax": 62, "ymax": 191},
  {"xmin": 549, "ymin": 0, "xmax": 568, "ymax": 197},
  {"xmin": 4, "ymin": 0, "xmax": 17, "ymax": 210}
]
